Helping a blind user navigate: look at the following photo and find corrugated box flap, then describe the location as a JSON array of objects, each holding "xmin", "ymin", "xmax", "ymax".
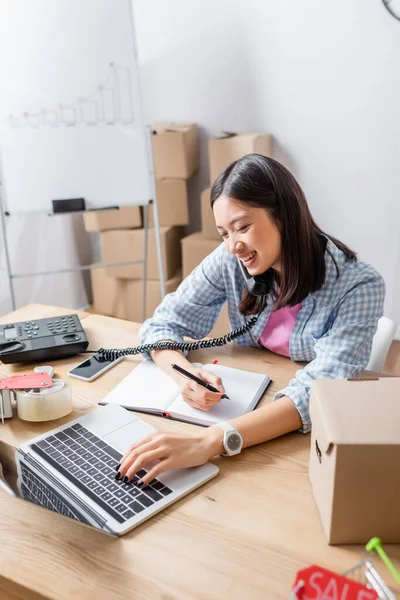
[
  {"xmin": 152, "ymin": 122, "xmax": 194, "ymax": 133},
  {"xmin": 214, "ymin": 131, "xmax": 237, "ymax": 139},
  {"xmin": 310, "ymin": 378, "xmax": 400, "ymax": 450},
  {"xmin": 309, "ymin": 384, "xmax": 334, "ymax": 455},
  {"xmin": 213, "ymin": 131, "xmax": 264, "ymax": 141}
]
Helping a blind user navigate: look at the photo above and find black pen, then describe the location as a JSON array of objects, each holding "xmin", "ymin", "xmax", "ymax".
[{"xmin": 171, "ymin": 363, "xmax": 229, "ymax": 399}]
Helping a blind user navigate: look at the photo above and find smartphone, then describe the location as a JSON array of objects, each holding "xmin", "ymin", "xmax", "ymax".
[{"xmin": 67, "ymin": 352, "xmax": 124, "ymax": 382}]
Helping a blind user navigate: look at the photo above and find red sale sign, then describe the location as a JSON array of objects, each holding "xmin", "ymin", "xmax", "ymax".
[{"xmin": 292, "ymin": 565, "xmax": 378, "ymax": 600}]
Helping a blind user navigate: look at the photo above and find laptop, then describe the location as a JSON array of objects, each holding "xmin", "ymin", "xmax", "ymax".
[{"xmin": 16, "ymin": 404, "xmax": 219, "ymax": 535}]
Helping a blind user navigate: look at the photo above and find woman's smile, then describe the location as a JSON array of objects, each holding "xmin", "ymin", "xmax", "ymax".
[{"xmin": 237, "ymin": 251, "xmax": 257, "ymax": 268}]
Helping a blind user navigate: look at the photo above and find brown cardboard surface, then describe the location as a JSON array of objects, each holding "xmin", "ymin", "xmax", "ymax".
[
  {"xmin": 180, "ymin": 232, "xmax": 230, "ymax": 339},
  {"xmin": 148, "ymin": 179, "xmax": 189, "ymax": 227},
  {"xmin": 209, "ymin": 304, "xmax": 230, "ymax": 339},
  {"xmin": 101, "ymin": 226, "xmax": 184, "ymax": 280},
  {"xmin": 312, "ymin": 378, "xmax": 400, "ymax": 446},
  {"xmin": 92, "ymin": 266, "xmax": 229, "ymax": 337},
  {"xmin": 181, "ymin": 232, "xmax": 222, "ymax": 279},
  {"xmin": 91, "ymin": 268, "xmax": 182, "ymax": 322},
  {"xmin": 200, "ymin": 188, "xmax": 220, "ymax": 241},
  {"xmin": 208, "ymin": 132, "xmax": 272, "ymax": 184},
  {"xmin": 309, "ymin": 378, "xmax": 400, "ymax": 544},
  {"xmin": 82, "ymin": 206, "xmax": 142, "ymax": 232},
  {"xmin": 151, "ymin": 122, "xmax": 199, "ymax": 179},
  {"xmin": 90, "ymin": 268, "xmax": 120, "ymax": 318}
]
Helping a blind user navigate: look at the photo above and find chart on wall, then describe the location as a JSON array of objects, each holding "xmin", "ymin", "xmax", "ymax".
[{"xmin": 0, "ymin": 0, "xmax": 152, "ymax": 213}]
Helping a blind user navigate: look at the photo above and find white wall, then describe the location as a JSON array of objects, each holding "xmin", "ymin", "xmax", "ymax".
[
  {"xmin": 133, "ymin": 0, "xmax": 400, "ymax": 332},
  {"xmin": 0, "ymin": 211, "xmax": 92, "ymax": 315}
]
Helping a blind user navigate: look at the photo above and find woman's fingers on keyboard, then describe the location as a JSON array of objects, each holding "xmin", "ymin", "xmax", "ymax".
[
  {"xmin": 118, "ymin": 437, "xmax": 158, "ymax": 476},
  {"xmin": 117, "ymin": 431, "xmax": 212, "ymax": 485},
  {"xmin": 138, "ymin": 460, "xmax": 170, "ymax": 486},
  {"xmin": 122, "ymin": 433, "xmax": 154, "ymax": 463},
  {"xmin": 124, "ymin": 448, "xmax": 166, "ymax": 483}
]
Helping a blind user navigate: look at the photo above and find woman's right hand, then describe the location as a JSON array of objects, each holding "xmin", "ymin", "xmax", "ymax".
[
  {"xmin": 150, "ymin": 348, "xmax": 227, "ymax": 412},
  {"xmin": 176, "ymin": 366, "xmax": 226, "ymax": 411}
]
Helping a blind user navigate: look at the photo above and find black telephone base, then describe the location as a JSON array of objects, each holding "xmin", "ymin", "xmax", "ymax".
[
  {"xmin": 0, "ymin": 342, "xmax": 89, "ymax": 365},
  {"xmin": 0, "ymin": 314, "xmax": 89, "ymax": 364}
]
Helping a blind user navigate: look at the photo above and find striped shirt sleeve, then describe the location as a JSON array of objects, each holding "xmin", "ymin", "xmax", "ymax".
[
  {"xmin": 139, "ymin": 245, "xmax": 227, "ymax": 352},
  {"xmin": 275, "ymin": 274, "xmax": 385, "ymax": 433}
]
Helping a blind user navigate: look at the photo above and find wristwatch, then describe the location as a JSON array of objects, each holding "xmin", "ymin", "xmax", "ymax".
[{"xmin": 213, "ymin": 422, "xmax": 243, "ymax": 456}]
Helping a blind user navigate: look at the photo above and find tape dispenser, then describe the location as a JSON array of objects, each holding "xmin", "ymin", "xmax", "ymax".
[{"xmin": 0, "ymin": 366, "xmax": 73, "ymax": 423}]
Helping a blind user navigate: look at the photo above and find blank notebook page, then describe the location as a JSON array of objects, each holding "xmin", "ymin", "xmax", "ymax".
[{"xmin": 101, "ymin": 359, "xmax": 180, "ymax": 411}]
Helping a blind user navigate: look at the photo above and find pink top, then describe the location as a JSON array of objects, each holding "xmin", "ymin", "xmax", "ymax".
[{"xmin": 258, "ymin": 303, "xmax": 302, "ymax": 357}]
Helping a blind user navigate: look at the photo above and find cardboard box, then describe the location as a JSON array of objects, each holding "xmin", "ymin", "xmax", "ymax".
[
  {"xmin": 181, "ymin": 232, "xmax": 229, "ymax": 338},
  {"xmin": 181, "ymin": 232, "xmax": 221, "ymax": 278},
  {"xmin": 91, "ymin": 268, "xmax": 182, "ymax": 322},
  {"xmin": 309, "ymin": 377, "xmax": 400, "ymax": 544},
  {"xmin": 148, "ymin": 179, "xmax": 189, "ymax": 227},
  {"xmin": 151, "ymin": 123, "xmax": 199, "ymax": 179},
  {"xmin": 200, "ymin": 187, "xmax": 220, "ymax": 241},
  {"xmin": 209, "ymin": 303, "xmax": 230, "ymax": 339},
  {"xmin": 101, "ymin": 226, "xmax": 184, "ymax": 280},
  {"xmin": 91, "ymin": 268, "xmax": 120, "ymax": 318},
  {"xmin": 82, "ymin": 206, "xmax": 142, "ymax": 232},
  {"xmin": 208, "ymin": 132, "xmax": 272, "ymax": 183}
]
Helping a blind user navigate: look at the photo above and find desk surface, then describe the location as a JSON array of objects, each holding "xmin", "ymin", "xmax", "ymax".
[{"xmin": 0, "ymin": 304, "xmax": 399, "ymax": 600}]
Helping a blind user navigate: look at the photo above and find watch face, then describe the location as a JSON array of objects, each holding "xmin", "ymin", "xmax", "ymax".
[{"xmin": 227, "ymin": 432, "xmax": 242, "ymax": 452}]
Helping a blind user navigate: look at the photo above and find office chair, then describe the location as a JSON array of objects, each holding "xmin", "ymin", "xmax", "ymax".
[{"xmin": 366, "ymin": 316, "xmax": 397, "ymax": 372}]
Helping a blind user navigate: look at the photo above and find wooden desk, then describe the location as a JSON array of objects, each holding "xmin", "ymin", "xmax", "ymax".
[{"xmin": 0, "ymin": 304, "xmax": 399, "ymax": 600}]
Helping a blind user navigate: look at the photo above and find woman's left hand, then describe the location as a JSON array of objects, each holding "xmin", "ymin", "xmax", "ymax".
[{"xmin": 117, "ymin": 428, "xmax": 223, "ymax": 486}]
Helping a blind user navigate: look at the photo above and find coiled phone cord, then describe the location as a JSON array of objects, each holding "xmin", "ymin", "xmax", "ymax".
[{"xmin": 98, "ymin": 314, "xmax": 260, "ymax": 361}]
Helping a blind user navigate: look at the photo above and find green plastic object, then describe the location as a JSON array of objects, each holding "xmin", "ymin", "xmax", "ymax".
[{"xmin": 366, "ymin": 537, "xmax": 400, "ymax": 585}]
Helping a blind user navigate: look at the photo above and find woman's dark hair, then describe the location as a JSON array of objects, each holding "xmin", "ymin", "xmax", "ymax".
[{"xmin": 210, "ymin": 154, "xmax": 356, "ymax": 315}]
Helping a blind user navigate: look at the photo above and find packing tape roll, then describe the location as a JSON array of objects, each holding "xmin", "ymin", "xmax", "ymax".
[
  {"xmin": 16, "ymin": 380, "xmax": 73, "ymax": 422},
  {"xmin": 0, "ymin": 390, "xmax": 14, "ymax": 419}
]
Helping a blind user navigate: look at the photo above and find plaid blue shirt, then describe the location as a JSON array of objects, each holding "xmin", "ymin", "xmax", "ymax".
[{"xmin": 140, "ymin": 237, "xmax": 385, "ymax": 433}]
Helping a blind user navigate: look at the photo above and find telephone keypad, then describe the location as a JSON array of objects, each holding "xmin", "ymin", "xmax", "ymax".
[
  {"xmin": 40, "ymin": 315, "xmax": 81, "ymax": 337},
  {"xmin": 5, "ymin": 314, "xmax": 84, "ymax": 341}
]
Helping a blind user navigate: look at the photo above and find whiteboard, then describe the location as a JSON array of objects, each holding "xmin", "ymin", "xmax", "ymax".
[{"xmin": 0, "ymin": 0, "xmax": 152, "ymax": 213}]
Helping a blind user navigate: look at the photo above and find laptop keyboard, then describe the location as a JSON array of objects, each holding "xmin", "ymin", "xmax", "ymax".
[
  {"xmin": 31, "ymin": 423, "xmax": 173, "ymax": 524},
  {"xmin": 20, "ymin": 462, "xmax": 90, "ymax": 524}
]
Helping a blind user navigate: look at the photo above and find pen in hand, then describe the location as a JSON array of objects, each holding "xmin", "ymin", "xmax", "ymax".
[{"xmin": 171, "ymin": 363, "xmax": 230, "ymax": 399}]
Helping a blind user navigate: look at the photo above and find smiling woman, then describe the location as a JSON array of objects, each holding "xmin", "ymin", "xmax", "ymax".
[
  {"xmin": 210, "ymin": 154, "xmax": 357, "ymax": 316},
  {"xmin": 214, "ymin": 196, "xmax": 282, "ymax": 275},
  {"xmin": 116, "ymin": 154, "xmax": 385, "ymax": 487}
]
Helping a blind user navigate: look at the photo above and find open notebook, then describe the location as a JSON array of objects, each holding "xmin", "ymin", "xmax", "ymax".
[{"xmin": 99, "ymin": 360, "xmax": 271, "ymax": 427}]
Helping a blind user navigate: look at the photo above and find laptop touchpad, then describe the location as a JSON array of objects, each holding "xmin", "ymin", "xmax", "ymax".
[{"xmin": 104, "ymin": 418, "xmax": 155, "ymax": 454}]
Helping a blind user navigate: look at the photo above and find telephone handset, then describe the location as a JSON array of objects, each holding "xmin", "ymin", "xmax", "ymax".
[
  {"xmin": 98, "ymin": 259, "xmax": 268, "ymax": 361},
  {"xmin": 237, "ymin": 259, "xmax": 270, "ymax": 297}
]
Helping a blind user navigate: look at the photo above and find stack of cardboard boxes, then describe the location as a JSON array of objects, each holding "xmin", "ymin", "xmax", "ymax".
[
  {"xmin": 89, "ymin": 127, "xmax": 272, "ymax": 334},
  {"xmin": 181, "ymin": 132, "xmax": 272, "ymax": 337},
  {"xmin": 88, "ymin": 123, "xmax": 198, "ymax": 322}
]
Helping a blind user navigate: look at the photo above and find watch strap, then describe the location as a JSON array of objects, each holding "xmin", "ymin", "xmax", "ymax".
[
  {"xmin": 213, "ymin": 421, "xmax": 234, "ymax": 435},
  {"xmin": 213, "ymin": 422, "xmax": 242, "ymax": 456}
]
